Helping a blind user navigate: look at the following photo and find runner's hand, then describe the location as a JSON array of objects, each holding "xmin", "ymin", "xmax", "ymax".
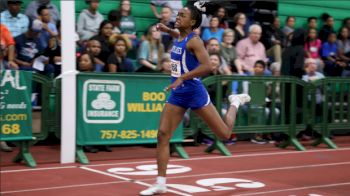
[{"xmin": 164, "ymin": 77, "xmax": 184, "ymax": 91}]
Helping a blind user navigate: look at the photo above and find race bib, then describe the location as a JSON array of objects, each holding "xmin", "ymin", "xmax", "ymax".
[
  {"xmin": 310, "ymin": 46, "xmax": 318, "ymax": 53},
  {"xmin": 171, "ymin": 59, "xmax": 181, "ymax": 77}
]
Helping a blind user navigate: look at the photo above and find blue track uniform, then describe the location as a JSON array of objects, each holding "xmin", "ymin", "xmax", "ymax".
[{"xmin": 167, "ymin": 32, "xmax": 210, "ymax": 110}]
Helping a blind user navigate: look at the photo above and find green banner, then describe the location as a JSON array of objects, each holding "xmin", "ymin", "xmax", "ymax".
[
  {"xmin": 0, "ymin": 70, "xmax": 32, "ymax": 141},
  {"xmin": 77, "ymin": 73, "xmax": 183, "ymax": 145}
]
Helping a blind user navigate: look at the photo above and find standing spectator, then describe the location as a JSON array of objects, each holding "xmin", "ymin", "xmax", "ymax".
[
  {"xmin": 202, "ymin": 16, "xmax": 225, "ymax": 43},
  {"xmin": 150, "ymin": 0, "xmax": 183, "ymax": 23},
  {"xmin": 232, "ymin": 12, "xmax": 247, "ymax": 45},
  {"xmin": 14, "ymin": 19, "xmax": 47, "ymax": 73},
  {"xmin": 304, "ymin": 28, "xmax": 324, "ymax": 72},
  {"xmin": 319, "ymin": 13, "xmax": 335, "ymax": 43},
  {"xmin": 0, "ymin": 24, "xmax": 18, "ymax": 69},
  {"xmin": 307, "ymin": 17, "xmax": 318, "ymax": 30},
  {"xmin": 220, "ymin": 28, "xmax": 243, "ymax": 74},
  {"xmin": 25, "ymin": 0, "xmax": 60, "ymax": 24},
  {"xmin": 119, "ymin": 0, "xmax": 138, "ymax": 48},
  {"xmin": 282, "ymin": 16, "xmax": 295, "ymax": 47},
  {"xmin": 262, "ymin": 16, "xmax": 284, "ymax": 65},
  {"xmin": 137, "ymin": 25, "xmax": 164, "ymax": 72},
  {"xmin": 108, "ymin": 10, "xmax": 122, "ymax": 34},
  {"xmin": 236, "ymin": 24, "xmax": 267, "ymax": 75},
  {"xmin": 107, "ymin": 34, "xmax": 134, "ymax": 73},
  {"xmin": 322, "ymin": 32, "xmax": 346, "ymax": 76},
  {"xmin": 37, "ymin": 5, "xmax": 58, "ymax": 49},
  {"xmin": 77, "ymin": 0, "xmax": 103, "ymax": 41},
  {"xmin": 91, "ymin": 20, "xmax": 114, "ymax": 66},
  {"xmin": 158, "ymin": 6, "xmax": 175, "ymax": 52},
  {"xmin": 282, "ymin": 28, "xmax": 306, "ymax": 78},
  {"xmin": 216, "ymin": 6, "xmax": 228, "ymax": 29},
  {"xmin": 338, "ymin": 26, "xmax": 350, "ymax": 76},
  {"xmin": 0, "ymin": 0, "xmax": 29, "ymax": 37}
]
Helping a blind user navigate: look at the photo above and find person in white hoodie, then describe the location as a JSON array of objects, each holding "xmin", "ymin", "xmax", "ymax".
[{"xmin": 77, "ymin": 0, "xmax": 103, "ymax": 41}]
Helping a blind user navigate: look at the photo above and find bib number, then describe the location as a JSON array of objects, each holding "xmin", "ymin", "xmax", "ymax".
[{"xmin": 171, "ymin": 59, "xmax": 181, "ymax": 77}]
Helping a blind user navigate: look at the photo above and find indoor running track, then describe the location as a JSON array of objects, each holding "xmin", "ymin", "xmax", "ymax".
[{"xmin": 2, "ymin": 148, "xmax": 350, "ymax": 196}]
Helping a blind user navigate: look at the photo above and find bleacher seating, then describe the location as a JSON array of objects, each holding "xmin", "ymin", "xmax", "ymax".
[{"xmin": 278, "ymin": 1, "xmax": 350, "ymax": 30}]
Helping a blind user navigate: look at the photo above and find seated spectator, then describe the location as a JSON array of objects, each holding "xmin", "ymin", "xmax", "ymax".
[
  {"xmin": 37, "ymin": 5, "xmax": 58, "ymax": 49},
  {"xmin": 14, "ymin": 19, "xmax": 49, "ymax": 74},
  {"xmin": 107, "ymin": 34, "xmax": 134, "ymax": 72},
  {"xmin": 216, "ymin": 6, "xmax": 228, "ymax": 29},
  {"xmin": 322, "ymin": 32, "xmax": 346, "ymax": 76},
  {"xmin": 160, "ymin": 53, "xmax": 171, "ymax": 74},
  {"xmin": 150, "ymin": 0, "xmax": 183, "ymax": 23},
  {"xmin": 1, "ymin": 0, "xmax": 29, "ymax": 37},
  {"xmin": 77, "ymin": 52, "xmax": 95, "ymax": 72},
  {"xmin": 77, "ymin": 0, "xmax": 103, "ymax": 41},
  {"xmin": 307, "ymin": 17, "xmax": 318, "ymax": 30},
  {"xmin": 304, "ymin": 28, "xmax": 324, "ymax": 72},
  {"xmin": 86, "ymin": 39, "xmax": 105, "ymax": 71},
  {"xmin": 43, "ymin": 20, "xmax": 61, "ymax": 77},
  {"xmin": 108, "ymin": 9, "xmax": 122, "ymax": 34},
  {"xmin": 232, "ymin": 12, "xmax": 247, "ymax": 46},
  {"xmin": 236, "ymin": 24, "xmax": 268, "ymax": 75},
  {"xmin": 319, "ymin": 13, "xmax": 335, "ymax": 43},
  {"xmin": 137, "ymin": 25, "xmax": 164, "ymax": 72},
  {"xmin": 220, "ymin": 28, "xmax": 243, "ymax": 74},
  {"xmin": 119, "ymin": 0, "xmax": 138, "ymax": 48},
  {"xmin": 91, "ymin": 20, "xmax": 114, "ymax": 66},
  {"xmin": 158, "ymin": 6, "xmax": 175, "ymax": 52},
  {"xmin": 0, "ymin": 24, "xmax": 18, "ymax": 69},
  {"xmin": 202, "ymin": 16, "xmax": 225, "ymax": 43},
  {"xmin": 338, "ymin": 27, "xmax": 350, "ymax": 76},
  {"xmin": 206, "ymin": 38, "xmax": 231, "ymax": 75},
  {"xmin": 25, "ymin": 0, "xmax": 60, "ymax": 24},
  {"xmin": 282, "ymin": 16, "xmax": 295, "ymax": 46},
  {"xmin": 262, "ymin": 16, "xmax": 284, "ymax": 65}
]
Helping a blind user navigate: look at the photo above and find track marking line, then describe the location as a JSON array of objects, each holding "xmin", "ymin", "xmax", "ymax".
[
  {"xmin": 0, "ymin": 181, "xmax": 127, "ymax": 195},
  {"xmin": 0, "ymin": 166, "xmax": 78, "ymax": 173},
  {"xmin": 87, "ymin": 147, "xmax": 350, "ymax": 167},
  {"xmin": 2, "ymin": 147, "xmax": 350, "ymax": 173},
  {"xmin": 80, "ymin": 166, "xmax": 192, "ymax": 196},
  {"xmin": 1, "ymin": 162, "xmax": 349, "ymax": 195},
  {"xmin": 231, "ymin": 182, "xmax": 350, "ymax": 196},
  {"xmin": 135, "ymin": 161, "xmax": 350, "ymax": 182}
]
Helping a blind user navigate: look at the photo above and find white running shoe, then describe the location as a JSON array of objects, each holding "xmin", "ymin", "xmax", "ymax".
[
  {"xmin": 229, "ymin": 94, "xmax": 251, "ymax": 106},
  {"xmin": 140, "ymin": 184, "xmax": 167, "ymax": 196}
]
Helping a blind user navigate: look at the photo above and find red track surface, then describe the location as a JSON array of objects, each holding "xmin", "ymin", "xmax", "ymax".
[{"xmin": 1, "ymin": 136, "xmax": 350, "ymax": 196}]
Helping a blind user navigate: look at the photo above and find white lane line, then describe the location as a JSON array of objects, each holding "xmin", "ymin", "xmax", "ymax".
[
  {"xmin": 2, "ymin": 162, "xmax": 349, "ymax": 195},
  {"xmin": 80, "ymin": 166, "xmax": 192, "ymax": 196},
  {"xmin": 0, "ymin": 166, "xmax": 78, "ymax": 173},
  {"xmin": 232, "ymin": 182, "xmax": 350, "ymax": 196},
  {"xmin": 87, "ymin": 147, "xmax": 350, "ymax": 167},
  {"xmin": 137, "ymin": 161, "xmax": 350, "ymax": 182},
  {"xmin": 0, "ymin": 181, "xmax": 126, "ymax": 195},
  {"xmin": 2, "ymin": 147, "xmax": 350, "ymax": 173}
]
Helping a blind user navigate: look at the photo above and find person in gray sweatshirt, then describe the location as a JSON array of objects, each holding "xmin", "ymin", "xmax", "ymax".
[{"xmin": 77, "ymin": 0, "xmax": 104, "ymax": 41}]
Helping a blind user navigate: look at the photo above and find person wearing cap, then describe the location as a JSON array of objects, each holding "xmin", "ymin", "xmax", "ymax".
[
  {"xmin": 0, "ymin": 0, "xmax": 29, "ymax": 37},
  {"xmin": 25, "ymin": 0, "xmax": 60, "ymax": 24},
  {"xmin": 14, "ymin": 19, "xmax": 46, "ymax": 72}
]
